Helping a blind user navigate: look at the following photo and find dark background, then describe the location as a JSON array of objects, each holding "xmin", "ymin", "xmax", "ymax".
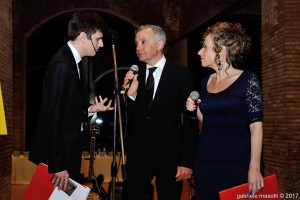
[{"xmin": 26, "ymin": 11, "xmax": 261, "ymax": 152}]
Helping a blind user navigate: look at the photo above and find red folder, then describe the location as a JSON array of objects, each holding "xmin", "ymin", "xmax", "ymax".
[
  {"xmin": 24, "ymin": 163, "xmax": 55, "ymax": 200},
  {"xmin": 24, "ymin": 163, "xmax": 91, "ymax": 200},
  {"xmin": 219, "ymin": 174, "xmax": 280, "ymax": 200}
]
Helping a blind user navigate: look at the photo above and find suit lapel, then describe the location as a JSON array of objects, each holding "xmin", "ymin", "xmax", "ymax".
[
  {"xmin": 152, "ymin": 62, "xmax": 172, "ymax": 104},
  {"xmin": 63, "ymin": 44, "xmax": 81, "ymax": 81},
  {"xmin": 137, "ymin": 62, "xmax": 173, "ymax": 109}
]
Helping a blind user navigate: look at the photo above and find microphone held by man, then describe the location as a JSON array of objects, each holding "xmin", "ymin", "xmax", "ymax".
[
  {"xmin": 125, "ymin": 65, "xmax": 139, "ymax": 88},
  {"xmin": 122, "ymin": 64, "xmax": 139, "ymax": 101}
]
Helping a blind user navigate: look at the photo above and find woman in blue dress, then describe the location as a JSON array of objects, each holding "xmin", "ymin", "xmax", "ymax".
[{"xmin": 186, "ymin": 22, "xmax": 264, "ymax": 200}]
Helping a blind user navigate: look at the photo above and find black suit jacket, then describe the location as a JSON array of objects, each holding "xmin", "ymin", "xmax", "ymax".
[
  {"xmin": 29, "ymin": 44, "xmax": 86, "ymax": 177},
  {"xmin": 126, "ymin": 61, "xmax": 198, "ymax": 173}
]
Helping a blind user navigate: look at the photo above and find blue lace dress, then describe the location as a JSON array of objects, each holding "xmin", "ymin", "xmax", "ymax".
[{"xmin": 194, "ymin": 70, "xmax": 263, "ymax": 200}]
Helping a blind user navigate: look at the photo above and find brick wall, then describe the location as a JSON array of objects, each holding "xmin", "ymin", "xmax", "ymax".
[
  {"xmin": 0, "ymin": 0, "xmax": 13, "ymax": 199},
  {"xmin": 261, "ymin": 0, "xmax": 300, "ymax": 195},
  {"xmin": 5, "ymin": 0, "xmax": 299, "ymax": 197}
]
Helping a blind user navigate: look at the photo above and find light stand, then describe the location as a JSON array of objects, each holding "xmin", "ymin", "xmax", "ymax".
[{"xmin": 110, "ymin": 31, "xmax": 127, "ymax": 200}]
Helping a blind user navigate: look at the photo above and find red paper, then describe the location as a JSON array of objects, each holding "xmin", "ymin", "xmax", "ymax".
[
  {"xmin": 24, "ymin": 163, "xmax": 55, "ymax": 200},
  {"xmin": 219, "ymin": 174, "xmax": 280, "ymax": 200}
]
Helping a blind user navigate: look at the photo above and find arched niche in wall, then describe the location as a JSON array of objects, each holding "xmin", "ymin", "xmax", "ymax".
[{"xmin": 25, "ymin": 10, "xmax": 138, "ymax": 151}]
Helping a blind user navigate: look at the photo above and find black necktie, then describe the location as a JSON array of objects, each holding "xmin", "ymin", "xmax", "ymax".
[
  {"xmin": 146, "ymin": 67, "xmax": 157, "ymax": 110},
  {"xmin": 78, "ymin": 61, "xmax": 88, "ymax": 132}
]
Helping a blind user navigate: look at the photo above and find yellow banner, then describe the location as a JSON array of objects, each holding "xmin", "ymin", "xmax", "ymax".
[{"xmin": 0, "ymin": 84, "xmax": 7, "ymax": 135}]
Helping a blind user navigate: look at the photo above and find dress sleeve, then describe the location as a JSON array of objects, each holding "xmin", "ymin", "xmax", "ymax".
[{"xmin": 246, "ymin": 72, "xmax": 263, "ymax": 124}]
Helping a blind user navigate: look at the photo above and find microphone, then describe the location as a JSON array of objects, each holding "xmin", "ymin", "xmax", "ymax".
[
  {"xmin": 86, "ymin": 33, "xmax": 99, "ymax": 56},
  {"xmin": 90, "ymin": 40, "xmax": 97, "ymax": 54},
  {"xmin": 122, "ymin": 65, "xmax": 139, "ymax": 102},
  {"xmin": 189, "ymin": 91, "xmax": 200, "ymax": 120},
  {"xmin": 125, "ymin": 65, "xmax": 139, "ymax": 88},
  {"xmin": 90, "ymin": 39, "xmax": 102, "ymax": 58}
]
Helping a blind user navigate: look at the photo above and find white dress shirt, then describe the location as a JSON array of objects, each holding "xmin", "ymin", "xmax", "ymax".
[
  {"xmin": 129, "ymin": 55, "xmax": 166, "ymax": 101},
  {"xmin": 146, "ymin": 55, "xmax": 166, "ymax": 99},
  {"xmin": 67, "ymin": 41, "xmax": 82, "ymax": 79}
]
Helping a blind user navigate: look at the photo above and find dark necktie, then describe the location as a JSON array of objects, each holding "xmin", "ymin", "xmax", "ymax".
[
  {"xmin": 146, "ymin": 67, "xmax": 157, "ymax": 110},
  {"xmin": 78, "ymin": 61, "xmax": 88, "ymax": 132}
]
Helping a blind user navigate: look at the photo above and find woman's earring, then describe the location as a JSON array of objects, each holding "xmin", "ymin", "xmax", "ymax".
[{"xmin": 217, "ymin": 60, "xmax": 223, "ymax": 71}]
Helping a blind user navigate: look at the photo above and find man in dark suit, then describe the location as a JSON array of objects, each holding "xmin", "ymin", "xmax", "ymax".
[
  {"xmin": 122, "ymin": 24, "xmax": 198, "ymax": 200},
  {"xmin": 29, "ymin": 10, "xmax": 113, "ymax": 191}
]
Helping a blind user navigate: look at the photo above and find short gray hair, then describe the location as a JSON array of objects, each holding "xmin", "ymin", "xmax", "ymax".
[{"xmin": 135, "ymin": 24, "xmax": 166, "ymax": 42}]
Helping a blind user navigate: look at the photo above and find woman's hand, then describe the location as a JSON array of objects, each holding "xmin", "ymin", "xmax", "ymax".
[
  {"xmin": 248, "ymin": 122, "xmax": 264, "ymax": 195},
  {"xmin": 248, "ymin": 167, "xmax": 264, "ymax": 195},
  {"xmin": 186, "ymin": 97, "xmax": 200, "ymax": 112}
]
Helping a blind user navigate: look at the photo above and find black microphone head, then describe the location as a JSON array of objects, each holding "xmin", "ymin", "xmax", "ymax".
[
  {"xmin": 190, "ymin": 91, "xmax": 200, "ymax": 101},
  {"xmin": 130, "ymin": 65, "xmax": 139, "ymax": 74}
]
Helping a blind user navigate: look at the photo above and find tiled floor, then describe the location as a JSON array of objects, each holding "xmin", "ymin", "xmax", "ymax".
[{"xmin": 12, "ymin": 180, "xmax": 194, "ymax": 200}]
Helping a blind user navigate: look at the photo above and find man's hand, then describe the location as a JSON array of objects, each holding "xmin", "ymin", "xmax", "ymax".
[
  {"xmin": 175, "ymin": 166, "xmax": 193, "ymax": 182},
  {"xmin": 89, "ymin": 95, "xmax": 114, "ymax": 113},
  {"xmin": 123, "ymin": 70, "xmax": 139, "ymax": 97},
  {"xmin": 51, "ymin": 170, "xmax": 69, "ymax": 190}
]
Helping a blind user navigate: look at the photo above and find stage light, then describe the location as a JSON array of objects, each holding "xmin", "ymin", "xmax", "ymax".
[
  {"xmin": 95, "ymin": 118, "xmax": 103, "ymax": 125},
  {"xmin": 90, "ymin": 112, "xmax": 104, "ymax": 126}
]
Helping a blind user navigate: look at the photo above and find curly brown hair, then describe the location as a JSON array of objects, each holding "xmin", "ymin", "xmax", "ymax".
[{"xmin": 202, "ymin": 22, "xmax": 251, "ymax": 69}]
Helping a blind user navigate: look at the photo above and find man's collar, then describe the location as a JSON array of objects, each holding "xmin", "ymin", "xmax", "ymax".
[
  {"xmin": 67, "ymin": 41, "xmax": 81, "ymax": 64},
  {"xmin": 146, "ymin": 55, "xmax": 166, "ymax": 70}
]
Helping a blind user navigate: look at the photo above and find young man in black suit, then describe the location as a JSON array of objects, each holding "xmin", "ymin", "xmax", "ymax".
[
  {"xmin": 29, "ymin": 10, "xmax": 113, "ymax": 191},
  {"xmin": 122, "ymin": 24, "xmax": 198, "ymax": 200}
]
